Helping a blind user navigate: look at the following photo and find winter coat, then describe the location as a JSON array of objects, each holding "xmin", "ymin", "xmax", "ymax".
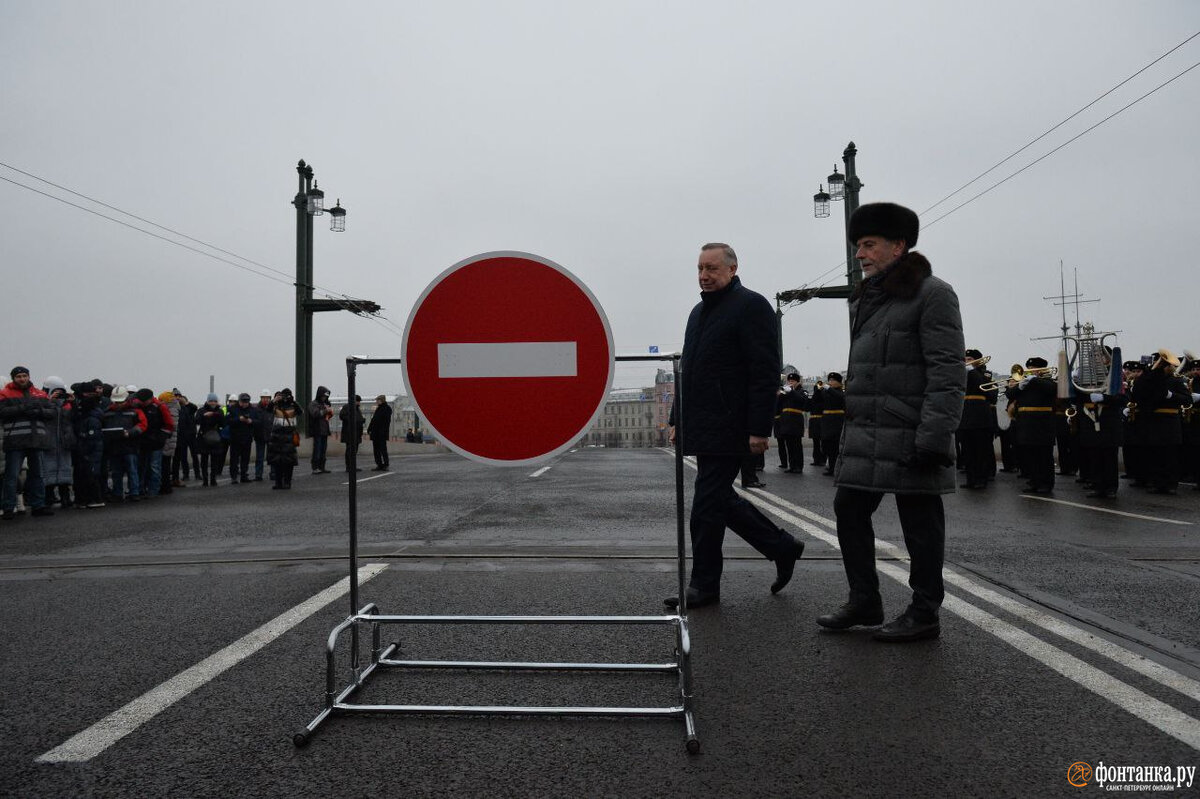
[
  {"xmin": 267, "ymin": 402, "xmax": 301, "ymax": 466},
  {"xmin": 1072, "ymin": 390, "xmax": 1125, "ymax": 448},
  {"xmin": 339, "ymin": 403, "xmax": 365, "ymax": 444},
  {"xmin": 43, "ymin": 398, "xmax": 75, "ymax": 484},
  {"xmin": 367, "ymin": 403, "xmax": 393, "ymax": 441},
  {"xmin": 194, "ymin": 403, "xmax": 226, "ymax": 454},
  {"xmin": 833, "ymin": 251, "xmax": 965, "ymax": 494},
  {"xmin": 176, "ymin": 402, "xmax": 197, "ymax": 444},
  {"xmin": 1132, "ymin": 369, "xmax": 1188, "ymax": 447},
  {"xmin": 72, "ymin": 394, "xmax": 106, "ymax": 459},
  {"xmin": 161, "ymin": 399, "xmax": 181, "ymax": 457},
  {"xmin": 227, "ymin": 403, "xmax": 256, "ymax": 442},
  {"xmin": 958, "ymin": 366, "xmax": 998, "ymax": 431},
  {"xmin": 775, "ymin": 387, "xmax": 807, "ymax": 437},
  {"xmin": 252, "ymin": 402, "xmax": 274, "ymax": 442},
  {"xmin": 100, "ymin": 402, "xmax": 147, "ymax": 457},
  {"xmin": 670, "ymin": 276, "xmax": 779, "ymax": 455},
  {"xmin": 307, "ymin": 387, "xmax": 332, "ymax": 437},
  {"xmin": 0, "ymin": 381, "xmax": 54, "ymax": 451},
  {"xmin": 820, "ymin": 386, "xmax": 846, "ymax": 444},
  {"xmin": 1006, "ymin": 377, "xmax": 1058, "ymax": 446},
  {"xmin": 138, "ymin": 398, "xmax": 174, "ymax": 452}
]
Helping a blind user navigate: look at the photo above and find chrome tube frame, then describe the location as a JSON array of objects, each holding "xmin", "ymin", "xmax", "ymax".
[{"xmin": 295, "ymin": 354, "xmax": 699, "ymax": 753}]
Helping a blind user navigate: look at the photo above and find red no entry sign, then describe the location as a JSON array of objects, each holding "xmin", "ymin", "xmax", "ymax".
[{"xmin": 401, "ymin": 251, "xmax": 615, "ymax": 465}]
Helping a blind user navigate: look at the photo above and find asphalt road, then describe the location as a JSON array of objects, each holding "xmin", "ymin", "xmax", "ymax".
[{"xmin": 2, "ymin": 448, "xmax": 1198, "ymax": 798}]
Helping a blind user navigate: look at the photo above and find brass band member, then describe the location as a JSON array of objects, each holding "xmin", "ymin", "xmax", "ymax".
[
  {"xmin": 820, "ymin": 372, "xmax": 845, "ymax": 476},
  {"xmin": 808, "ymin": 379, "xmax": 825, "ymax": 467},
  {"xmin": 1132, "ymin": 350, "xmax": 1190, "ymax": 494},
  {"xmin": 1182, "ymin": 358, "xmax": 1200, "ymax": 489},
  {"xmin": 1006, "ymin": 357, "xmax": 1058, "ymax": 493},
  {"xmin": 1121, "ymin": 360, "xmax": 1147, "ymax": 485},
  {"xmin": 1073, "ymin": 347, "xmax": 1124, "ymax": 499},
  {"xmin": 958, "ymin": 349, "xmax": 997, "ymax": 489},
  {"xmin": 775, "ymin": 372, "xmax": 808, "ymax": 474}
]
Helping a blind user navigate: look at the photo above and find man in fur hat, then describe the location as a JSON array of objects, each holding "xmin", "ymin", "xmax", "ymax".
[{"xmin": 817, "ymin": 203, "xmax": 965, "ymax": 642}]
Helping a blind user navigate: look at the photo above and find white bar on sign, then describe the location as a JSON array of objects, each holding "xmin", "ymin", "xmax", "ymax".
[{"xmin": 438, "ymin": 342, "xmax": 578, "ymax": 378}]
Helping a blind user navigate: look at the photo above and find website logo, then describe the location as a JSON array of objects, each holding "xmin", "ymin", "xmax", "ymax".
[{"xmin": 1068, "ymin": 762, "xmax": 1093, "ymax": 788}]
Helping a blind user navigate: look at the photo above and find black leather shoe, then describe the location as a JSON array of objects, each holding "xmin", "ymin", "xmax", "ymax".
[
  {"xmin": 31, "ymin": 507, "xmax": 55, "ymax": 517},
  {"xmin": 816, "ymin": 601, "xmax": 884, "ymax": 630},
  {"xmin": 741, "ymin": 480, "xmax": 767, "ymax": 489},
  {"xmin": 663, "ymin": 588, "xmax": 719, "ymax": 610},
  {"xmin": 785, "ymin": 468, "xmax": 804, "ymax": 474},
  {"xmin": 873, "ymin": 613, "xmax": 940, "ymax": 642},
  {"xmin": 771, "ymin": 538, "xmax": 805, "ymax": 594}
]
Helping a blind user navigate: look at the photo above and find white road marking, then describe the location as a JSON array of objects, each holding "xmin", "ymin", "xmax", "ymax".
[
  {"xmin": 36, "ymin": 563, "xmax": 390, "ymax": 763},
  {"xmin": 1021, "ymin": 494, "xmax": 1191, "ymax": 525},
  {"xmin": 675, "ymin": 455, "xmax": 1200, "ymax": 750},
  {"xmin": 342, "ymin": 471, "xmax": 398, "ymax": 486},
  {"xmin": 437, "ymin": 341, "xmax": 577, "ymax": 378},
  {"xmin": 530, "ymin": 466, "xmax": 552, "ymax": 478},
  {"xmin": 741, "ymin": 485, "xmax": 1200, "ymax": 705}
]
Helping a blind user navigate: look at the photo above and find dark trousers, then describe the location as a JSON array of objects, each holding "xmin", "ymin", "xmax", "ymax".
[
  {"xmin": 821, "ymin": 438, "xmax": 840, "ymax": 474},
  {"xmin": 371, "ymin": 438, "xmax": 389, "ymax": 469},
  {"xmin": 174, "ymin": 439, "xmax": 197, "ymax": 479},
  {"xmin": 833, "ymin": 487, "xmax": 945, "ymax": 621},
  {"xmin": 775, "ymin": 436, "xmax": 788, "ymax": 468},
  {"xmin": 1145, "ymin": 444, "xmax": 1180, "ymax": 491},
  {"xmin": 1086, "ymin": 446, "xmax": 1118, "ymax": 493},
  {"xmin": 689, "ymin": 455, "xmax": 796, "ymax": 594},
  {"xmin": 959, "ymin": 428, "xmax": 993, "ymax": 486},
  {"xmin": 1020, "ymin": 444, "xmax": 1055, "ymax": 489},
  {"xmin": 779, "ymin": 436, "xmax": 804, "ymax": 471},
  {"xmin": 254, "ymin": 438, "xmax": 268, "ymax": 478},
  {"xmin": 811, "ymin": 437, "xmax": 826, "ymax": 466},
  {"xmin": 229, "ymin": 438, "xmax": 252, "ymax": 480},
  {"xmin": 998, "ymin": 428, "xmax": 1018, "ymax": 471},
  {"xmin": 310, "ymin": 435, "xmax": 328, "ymax": 471}
]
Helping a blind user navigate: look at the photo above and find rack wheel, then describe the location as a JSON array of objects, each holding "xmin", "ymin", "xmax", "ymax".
[
  {"xmin": 292, "ymin": 731, "xmax": 310, "ymax": 748},
  {"xmin": 686, "ymin": 736, "xmax": 700, "ymax": 754}
]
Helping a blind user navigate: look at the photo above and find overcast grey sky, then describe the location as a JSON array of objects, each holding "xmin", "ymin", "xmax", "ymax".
[{"xmin": 3, "ymin": 1, "xmax": 1198, "ymax": 401}]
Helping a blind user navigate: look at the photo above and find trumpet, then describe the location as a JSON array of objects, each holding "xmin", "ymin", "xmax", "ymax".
[
  {"xmin": 979, "ymin": 364, "xmax": 1058, "ymax": 392},
  {"xmin": 965, "ymin": 355, "xmax": 991, "ymax": 368}
]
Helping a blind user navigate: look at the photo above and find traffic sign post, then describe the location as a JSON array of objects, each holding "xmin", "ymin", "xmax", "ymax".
[{"xmin": 296, "ymin": 254, "xmax": 699, "ymax": 753}]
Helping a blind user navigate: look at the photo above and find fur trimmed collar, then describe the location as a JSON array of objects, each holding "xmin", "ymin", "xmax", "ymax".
[{"xmin": 850, "ymin": 250, "xmax": 932, "ymax": 302}]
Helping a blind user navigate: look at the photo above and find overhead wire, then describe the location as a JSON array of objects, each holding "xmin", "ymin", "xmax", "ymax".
[
  {"xmin": 922, "ymin": 57, "xmax": 1200, "ymax": 231},
  {"xmin": 0, "ymin": 164, "xmax": 410, "ymax": 335},
  {"xmin": 786, "ymin": 31, "xmax": 1200, "ymax": 298},
  {"xmin": 919, "ymin": 29, "xmax": 1200, "ymax": 216}
]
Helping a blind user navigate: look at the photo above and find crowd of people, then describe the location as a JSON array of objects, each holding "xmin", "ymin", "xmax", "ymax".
[
  {"xmin": 0, "ymin": 368, "xmax": 397, "ymax": 521},
  {"xmin": 763, "ymin": 348, "xmax": 1200, "ymax": 498}
]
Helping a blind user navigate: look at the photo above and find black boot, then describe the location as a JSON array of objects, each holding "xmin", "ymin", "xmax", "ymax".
[{"xmin": 59, "ymin": 486, "xmax": 73, "ymax": 508}]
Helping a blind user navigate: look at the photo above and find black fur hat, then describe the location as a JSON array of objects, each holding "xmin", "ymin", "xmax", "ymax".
[
  {"xmin": 827, "ymin": 372, "xmax": 843, "ymax": 383},
  {"xmin": 965, "ymin": 348, "xmax": 983, "ymax": 360},
  {"xmin": 1025, "ymin": 356, "xmax": 1049, "ymax": 369},
  {"xmin": 847, "ymin": 202, "xmax": 919, "ymax": 248}
]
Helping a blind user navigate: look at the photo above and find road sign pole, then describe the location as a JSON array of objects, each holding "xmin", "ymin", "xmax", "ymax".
[{"xmin": 296, "ymin": 346, "xmax": 699, "ymax": 753}]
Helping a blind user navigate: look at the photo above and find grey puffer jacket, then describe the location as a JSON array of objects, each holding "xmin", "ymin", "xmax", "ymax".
[{"xmin": 833, "ymin": 251, "xmax": 965, "ymax": 494}]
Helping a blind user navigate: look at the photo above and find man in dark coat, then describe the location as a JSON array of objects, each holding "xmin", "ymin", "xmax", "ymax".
[
  {"xmin": 308, "ymin": 385, "xmax": 333, "ymax": 474},
  {"xmin": 818, "ymin": 203, "xmax": 964, "ymax": 642},
  {"xmin": 819, "ymin": 372, "xmax": 846, "ymax": 476},
  {"xmin": 775, "ymin": 373, "xmax": 807, "ymax": 473},
  {"xmin": 1005, "ymin": 357, "xmax": 1059, "ymax": 493},
  {"xmin": 665, "ymin": 242, "xmax": 805, "ymax": 610},
  {"xmin": 958, "ymin": 349, "xmax": 998, "ymax": 489},
  {"xmin": 1, "ymin": 366, "xmax": 55, "ymax": 519},
  {"xmin": 367, "ymin": 395, "xmax": 393, "ymax": 471},
  {"xmin": 1132, "ymin": 350, "xmax": 1190, "ymax": 494}
]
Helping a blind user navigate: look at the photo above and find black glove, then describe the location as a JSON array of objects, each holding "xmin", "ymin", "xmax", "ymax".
[{"xmin": 899, "ymin": 448, "xmax": 953, "ymax": 471}]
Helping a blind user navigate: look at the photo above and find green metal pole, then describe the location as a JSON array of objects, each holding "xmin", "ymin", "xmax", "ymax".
[
  {"xmin": 294, "ymin": 160, "xmax": 311, "ymax": 436},
  {"xmin": 841, "ymin": 141, "xmax": 863, "ymax": 289}
]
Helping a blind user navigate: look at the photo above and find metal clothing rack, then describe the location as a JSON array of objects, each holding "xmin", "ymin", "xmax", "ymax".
[{"xmin": 294, "ymin": 353, "xmax": 699, "ymax": 753}]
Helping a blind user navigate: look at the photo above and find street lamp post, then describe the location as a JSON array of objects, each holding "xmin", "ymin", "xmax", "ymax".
[
  {"xmin": 293, "ymin": 159, "xmax": 377, "ymax": 434},
  {"xmin": 775, "ymin": 141, "xmax": 866, "ymax": 341}
]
